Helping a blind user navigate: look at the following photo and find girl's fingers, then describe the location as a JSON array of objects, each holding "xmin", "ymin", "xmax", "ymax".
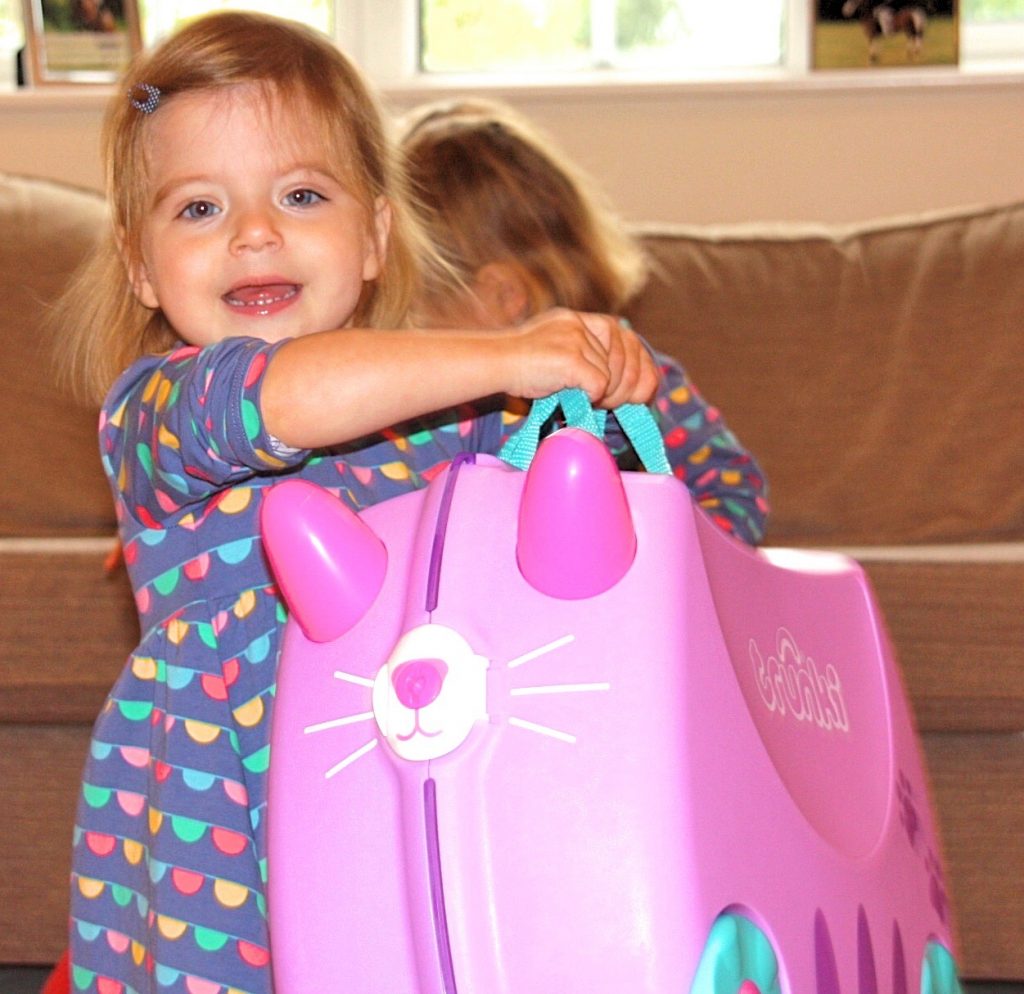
[
  {"xmin": 603, "ymin": 328, "xmax": 626, "ymax": 401},
  {"xmin": 511, "ymin": 308, "xmax": 612, "ymax": 401},
  {"xmin": 577, "ymin": 312, "xmax": 629, "ymax": 404},
  {"xmin": 515, "ymin": 307, "xmax": 664, "ymax": 405},
  {"xmin": 573, "ymin": 336, "xmax": 612, "ymax": 402},
  {"xmin": 620, "ymin": 335, "xmax": 659, "ymax": 405},
  {"xmin": 576, "ymin": 312, "xmax": 659, "ymax": 407},
  {"xmin": 605, "ymin": 332, "xmax": 639, "ymax": 407},
  {"xmin": 550, "ymin": 309, "xmax": 612, "ymax": 400}
]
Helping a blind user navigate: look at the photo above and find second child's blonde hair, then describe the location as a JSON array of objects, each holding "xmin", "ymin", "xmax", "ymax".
[
  {"xmin": 397, "ymin": 98, "xmax": 648, "ymax": 319},
  {"xmin": 59, "ymin": 11, "xmax": 433, "ymax": 404}
]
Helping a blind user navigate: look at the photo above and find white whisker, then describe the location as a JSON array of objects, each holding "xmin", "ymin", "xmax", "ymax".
[
  {"xmin": 506, "ymin": 634, "xmax": 575, "ymax": 669},
  {"xmin": 324, "ymin": 739, "xmax": 379, "ymax": 778},
  {"xmin": 334, "ymin": 670, "xmax": 375, "ymax": 688},
  {"xmin": 511, "ymin": 682, "xmax": 610, "ymax": 697},
  {"xmin": 507, "ymin": 717, "xmax": 576, "ymax": 744},
  {"xmin": 304, "ymin": 712, "xmax": 375, "ymax": 735}
]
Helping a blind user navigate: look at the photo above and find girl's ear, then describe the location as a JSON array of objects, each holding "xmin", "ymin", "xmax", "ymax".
[
  {"xmin": 362, "ymin": 196, "xmax": 392, "ymax": 281},
  {"xmin": 128, "ymin": 264, "xmax": 160, "ymax": 310},
  {"xmin": 473, "ymin": 261, "xmax": 534, "ymax": 326},
  {"xmin": 116, "ymin": 228, "xmax": 159, "ymax": 310}
]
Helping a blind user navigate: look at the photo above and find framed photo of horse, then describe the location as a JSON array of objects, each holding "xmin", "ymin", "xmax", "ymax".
[
  {"xmin": 20, "ymin": 0, "xmax": 142, "ymax": 84},
  {"xmin": 812, "ymin": 1, "xmax": 959, "ymax": 69}
]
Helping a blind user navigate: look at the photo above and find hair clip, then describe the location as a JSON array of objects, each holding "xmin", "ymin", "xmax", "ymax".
[{"xmin": 130, "ymin": 82, "xmax": 161, "ymax": 115}]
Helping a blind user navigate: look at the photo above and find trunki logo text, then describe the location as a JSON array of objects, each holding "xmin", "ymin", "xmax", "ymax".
[{"xmin": 750, "ymin": 628, "xmax": 850, "ymax": 733}]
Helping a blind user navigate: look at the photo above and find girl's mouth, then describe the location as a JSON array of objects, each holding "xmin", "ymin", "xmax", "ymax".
[{"xmin": 223, "ymin": 282, "xmax": 300, "ymax": 317}]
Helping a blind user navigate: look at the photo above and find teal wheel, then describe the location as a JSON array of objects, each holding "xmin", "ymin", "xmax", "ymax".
[
  {"xmin": 921, "ymin": 941, "xmax": 962, "ymax": 994},
  {"xmin": 690, "ymin": 913, "xmax": 783, "ymax": 994}
]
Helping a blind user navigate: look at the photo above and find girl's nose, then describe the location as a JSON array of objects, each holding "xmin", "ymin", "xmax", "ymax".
[
  {"xmin": 230, "ymin": 210, "xmax": 281, "ymax": 254},
  {"xmin": 392, "ymin": 658, "xmax": 448, "ymax": 710}
]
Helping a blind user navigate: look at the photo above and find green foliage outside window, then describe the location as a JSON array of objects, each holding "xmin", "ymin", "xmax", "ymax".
[
  {"xmin": 0, "ymin": 0, "xmax": 21, "ymax": 43},
  {"xmin": 422, "ymin": 0, "xmax": 589, "ymax": 71},
  {"xmin": 962, "ymin": 0, "xmax": 1024, "ymax": 20},
  {"xmin": 615, "ymin": 0, "xmax": 677, "ymax": 48}
]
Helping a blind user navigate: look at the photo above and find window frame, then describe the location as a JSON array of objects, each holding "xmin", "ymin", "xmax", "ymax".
[
  {"xmin": 2, "ymin": 0, "xmax": 1023, "ymax": 95},
  {"xmin": 344, "ymin": 0, "xmax": 1024, "ymax": 89}
]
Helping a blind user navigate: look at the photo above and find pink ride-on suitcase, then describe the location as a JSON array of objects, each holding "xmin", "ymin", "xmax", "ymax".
[{"xmin": 262, "ymin": 391, "xmax": 962, "ymax": 994}]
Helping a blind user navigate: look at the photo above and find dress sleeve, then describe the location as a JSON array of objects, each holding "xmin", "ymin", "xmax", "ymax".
[
  {"xmin": 100, "ymin": 336, "xmax": 310, "ymax": 525},
  {"xmin": 606, "ymin": 346, "xmax": 769, "ymax": 546}
]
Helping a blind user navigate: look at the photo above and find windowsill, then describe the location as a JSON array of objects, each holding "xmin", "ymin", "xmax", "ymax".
[
  {"xmin": 376, "ymin": 62, "xmax": 1024, "ymax": 101},
  {"xmin": 2, "ymin": 62, "xmax": 1023, "ymax": 108}
]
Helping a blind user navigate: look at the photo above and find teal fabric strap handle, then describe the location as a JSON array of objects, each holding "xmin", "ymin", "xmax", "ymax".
[{"xmin": 498, "ymin": 387, "xmax": 671, "ymax": 474}]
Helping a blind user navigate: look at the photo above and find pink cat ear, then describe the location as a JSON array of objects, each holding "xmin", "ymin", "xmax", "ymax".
[
  {"xmin": 516, "ymin": 428, "xmax": 636, "ymax": 599},
  {"xmin": 261, "ymin": 480, "xmax": 387, "ymax": 642}
]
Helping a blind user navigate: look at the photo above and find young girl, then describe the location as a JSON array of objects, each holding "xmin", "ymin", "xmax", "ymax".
[
  {"xmin": 56, "ymin": 13, "xmax": 670, "ymax": 994},
  {"xmin": 56, "ymin": 12, "xmax": 765, "ymax": 991},
  {"xmin": 397, "ymin": 98, "xmax": 768, "ymax": 544}
]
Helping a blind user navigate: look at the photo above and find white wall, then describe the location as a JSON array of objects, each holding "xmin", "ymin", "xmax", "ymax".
[{"xmin": 3, "ymin": 75, "xmax": 1023, "ymax": 225}]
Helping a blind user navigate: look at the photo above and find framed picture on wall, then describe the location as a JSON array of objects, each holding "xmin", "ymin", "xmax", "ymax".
[
  {"xmin": 812, "ymin": 1, "xmax": 959, "ymax": 69},
  {"xmin": 21, "ymin": 0, "xmax": 142, "ymax": 84}
]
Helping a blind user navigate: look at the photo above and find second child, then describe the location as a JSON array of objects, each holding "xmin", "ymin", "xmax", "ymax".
[{"xmin": 398, "ymin": 98, "xmax": 769, "ymax": 544}]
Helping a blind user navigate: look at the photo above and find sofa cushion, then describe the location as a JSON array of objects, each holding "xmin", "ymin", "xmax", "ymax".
[
  {"xmin": 628, "ymin": 202, "xmax": 1024, "ymax": 546},
  {"xmin": 0, "ymin": 173, "xmax": 113, "ymax": 536}
]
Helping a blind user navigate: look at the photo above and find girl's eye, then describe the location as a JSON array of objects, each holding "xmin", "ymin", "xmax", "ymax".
[
  {"xmin": 284, "ymin": 189, "xmax": 325, "ymax": 208},
  {"xmin": 180, "ymin": 201, "xmax": 219, "ymax": 220}
]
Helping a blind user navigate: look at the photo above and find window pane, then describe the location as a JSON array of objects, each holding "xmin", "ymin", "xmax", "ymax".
[
  {"xmin": 613, "ymin": 0, "xmax": 784, "ymax": 69},
  {"xmin": 420, "ymin": 0, "xmax": 590, "ymax": 73},
  {"xmin": 962, "ymin": 0, "xmax": 1024, "ymax": 21},
  {"xmin": 138, "ymin": 0, "xmax": 332, "ymax": 45},
  {"xmin": 1, "ymin": 0, "xmax": 23, "ymax": 46},
  {"xmin": 420, "ymin": 0, "xmax": 785, "ymax": 72}
]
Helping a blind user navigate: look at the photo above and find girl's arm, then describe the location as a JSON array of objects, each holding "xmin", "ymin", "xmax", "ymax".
[
  {"xmin": 262, "ymin": 309, "xmax": 658, "ymax": 450},
  {"xmin": 650, "ymin": 353, "xmax": 769, "ymax": 545}
]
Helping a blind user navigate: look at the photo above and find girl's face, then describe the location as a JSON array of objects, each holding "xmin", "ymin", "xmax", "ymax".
[
  {"xmin": 415, "ymin": 261, "xmax": 540, "ymax": 330},
  {"xmin": 129, "ymin": 84, "xmax": 389, "ymax": 348},
  {"xmin": 417, "ymin": 283, "xmax": 509, "ymax": 330}
]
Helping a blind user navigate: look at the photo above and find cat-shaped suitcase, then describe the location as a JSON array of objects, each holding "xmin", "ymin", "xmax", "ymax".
[{"xmin": 262, "ymin": 394, "xmax": 962, "ymax": 994}]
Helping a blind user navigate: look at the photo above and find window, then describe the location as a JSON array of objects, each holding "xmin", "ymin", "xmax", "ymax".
[{"xmin": 2, "ymin": 0, "xmax": 1022, "ymax": 84}]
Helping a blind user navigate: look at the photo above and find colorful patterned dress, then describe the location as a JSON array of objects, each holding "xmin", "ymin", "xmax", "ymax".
[{"xmin": 69, "ymin": 334, "xmax": 767, "ymax": 994}]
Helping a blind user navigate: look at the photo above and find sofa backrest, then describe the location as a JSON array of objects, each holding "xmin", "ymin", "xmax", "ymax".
[
  {"xmin": 625, "ymin": 203, "xmax": 1024, "ymax": 545},
  {"xmin": 0, "ymin": 173, "xmax": 112, "ymax": 536},
  {"xmin": 3, "ymin": 172, "xmax": 1022, "ymax": 547}
]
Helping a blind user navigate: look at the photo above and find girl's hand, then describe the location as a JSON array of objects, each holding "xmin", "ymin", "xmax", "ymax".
[
  {"xmin": 504, "ymin": 308, "xmax": 611, "ymax": 402},
  {"xmin": 579, "ymin": 313, "xmax": 660, "ymax": 408},
  {"xmin": 505, "ymin": 309, "xmax": 659, "ymax": 407}
]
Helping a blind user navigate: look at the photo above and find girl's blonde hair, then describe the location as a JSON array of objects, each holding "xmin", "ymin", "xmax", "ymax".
[
  {"xmin": 397, "ymin": 98, "xmax": 648, "ymax": 319},
  {"xmin": 59, "ymin": 10, "xmax": 431, "ymax": 404}
]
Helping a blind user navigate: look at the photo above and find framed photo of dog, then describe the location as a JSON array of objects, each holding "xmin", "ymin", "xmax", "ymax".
[
  {"xmin": 812, "ymin": 1, "xmax": 959, "ymax": 69},
  {"xmin": 20, "ymin": 0, "xmax": 142, "ymax": 84}
]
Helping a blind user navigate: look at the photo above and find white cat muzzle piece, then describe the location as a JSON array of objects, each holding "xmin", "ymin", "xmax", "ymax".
[{"xmin": 372, "ymin": 623, "xmax": 489, "ymax": 761}]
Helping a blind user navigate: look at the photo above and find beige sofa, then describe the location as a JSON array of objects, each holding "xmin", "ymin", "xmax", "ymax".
[{"xmin": 1, "ymin": 172, "xmax": 1022, "ymax": 979}]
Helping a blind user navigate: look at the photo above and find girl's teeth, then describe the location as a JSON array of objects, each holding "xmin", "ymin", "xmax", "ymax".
[{"xmin": 225, "ymin": 284, "xmax": 298, "ymax": 307}]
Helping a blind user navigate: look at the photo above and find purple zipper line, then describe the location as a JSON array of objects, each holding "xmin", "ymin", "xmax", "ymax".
[
  {"xmin": 425, "ymin": 452, "xmax": 476, "ymax": 613},
  {"xmin": 425, "ymin": 778, "xmax": 458, "ymax": 994}
]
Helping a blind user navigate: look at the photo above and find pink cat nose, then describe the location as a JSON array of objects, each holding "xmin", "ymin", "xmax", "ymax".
[{"xmin": 392, "ymin": 658, "xmax": 449, "ymax": 710}]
